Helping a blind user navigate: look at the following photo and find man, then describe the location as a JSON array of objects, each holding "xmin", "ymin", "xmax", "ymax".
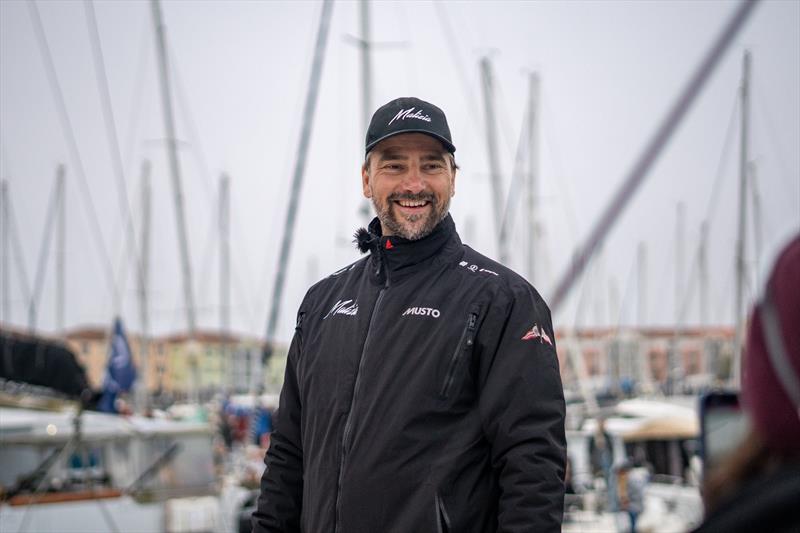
[{"xmin": 252, "ymin": 97, "xmax": 566, "ymax": 532}]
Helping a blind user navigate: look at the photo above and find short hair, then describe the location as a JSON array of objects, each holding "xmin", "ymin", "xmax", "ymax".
[{"xmin": 363, "ymin": 149, "xmax": 459, "ymax": 174}]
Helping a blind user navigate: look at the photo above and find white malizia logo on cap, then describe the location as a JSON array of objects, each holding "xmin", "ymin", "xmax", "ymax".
[{"xmin": 388, "ymin": 108, "xmax": 432, "ymax": 126}]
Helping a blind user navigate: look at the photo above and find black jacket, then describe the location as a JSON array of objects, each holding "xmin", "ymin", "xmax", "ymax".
[{"xmin": 253, "ymin": 215, "xmax": 566, "ymax": 532}]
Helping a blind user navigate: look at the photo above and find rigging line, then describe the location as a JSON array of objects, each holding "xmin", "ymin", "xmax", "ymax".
[
  {"xmin": 498, "ymin": 108, "xmax": 528, "ymax": 245},
  {"xmin": 196, "ymin": 185, "xmax": 219, "ymax": 314},
  {"xmin": 122, "ymin": 14, "xmax": 151, "ymax": 183},
  {"xmin": 167, "ymin": 38, "xmax": 215, "ymax": 200},
  {"xmin": 0, "ymin": 139, "xmax": 12, "ymax": 180},
  {"xmin": 654, "ymin": 90, "xmax": 739, "ymax": 321},
  {"xmin": 702, "ymin": 90, "xmax": 740, "ymax": 235},
  {"xmin": 492, "ymin": 66, "xmax": 524, "ymax": 160},
  {"xmin": 549, "ymin": 0, "xmax": 761, "ymax": 314},
  {"xmin": 27, "ymin": 1, "xmax": 118, "ymax": 309},
  {"xmin": 613, "ymin": 250, "xmax": 640, "ymax": 328},
  {"xmin": 6, "ymin": 187, "xmax": 33, "ymax": 306},
  {"xmin": 85, "ymin": 0, "xmax": 145, "ymax": 317},
  {"xmin": 752, "ymin": 83, "xmax": 797, "ymax": 196},
  {"xmin": 431, "ymin": 1, "xmax": 481, "ymax": 131},
  {"xmin": 29, "ymin": 167, "xmax": 63, "ymax": 331},
  {"xmin": 265, "ymin": 0, "xmax": 335, "ymax": 345},
  {"xmin": 541, "ymin": 89, "xmax": 580, "ymax": 248}
]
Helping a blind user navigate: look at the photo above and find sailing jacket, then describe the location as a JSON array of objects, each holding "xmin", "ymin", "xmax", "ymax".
[{"xmin": 252, "ymin": 214, "xmax": 566, "ymax": 533}]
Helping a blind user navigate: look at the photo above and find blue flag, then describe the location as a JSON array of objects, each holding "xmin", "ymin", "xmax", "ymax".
[{"xmin": 98, "ymin": 317, "xmax": 137, "ymax": 413}]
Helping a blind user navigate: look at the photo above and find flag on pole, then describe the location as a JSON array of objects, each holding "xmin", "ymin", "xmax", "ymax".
[{"xmin": 98, "ymin": 317, "xmax": 137, "ymax": 413}]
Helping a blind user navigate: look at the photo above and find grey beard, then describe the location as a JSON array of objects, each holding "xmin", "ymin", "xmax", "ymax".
[{"xmin": 372, "ymin": 192, "xmax": 450, "ymax": 241}]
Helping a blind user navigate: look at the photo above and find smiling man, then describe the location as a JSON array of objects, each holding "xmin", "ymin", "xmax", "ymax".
[{"xmin": 253, "ymin": 97, "xmax": 566, "ymax": 532}]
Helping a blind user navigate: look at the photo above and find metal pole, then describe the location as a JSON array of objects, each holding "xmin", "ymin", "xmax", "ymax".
[
  {"xmin": 151, "ymin": 0, "xmax": 199, "ymax": 402},
  {"xmin": 265, "ymin": 0, "xmax": 334, "ymax": 356},
  {"xmin": 733, "ymin": 50, "xmax": 750, "ymax": 386},
  {"xmin": 676, "ymin": 202, "xmax": 685, "ymax": 326},
  {"xmin": 1, "ymin": 181, "xmax": 8, "ymax": 323},
  {"xmin": 699, "ymin": 222, "xmax": 709, "ymax": 326},
  {"xmin": 28, "ymin": 165, "xmax": 64, "ymax": 333},
  {"xmin": 220, "ymin": 173, "xmax": 231, "ymax": 392},
  {"xmin": 637, "ymin": 241, "xmax": 647, "ymax": 326},
  {"xmin": 358, "ymin": 0, "xmax": 374, "ymax": 224},
  {"xmin": 479, "ymin": 56, "xmax": 507, "ymax": 264},
  {"xmin": 749, "ymin": 161, "xmax": 762, "ymax": 288},
  {"xmin": 527, "ymin": 73, "xmax": 540, "ymax": 284},
  {"xmin": 549, "ymin": 0, "xmax": 760, "ymax": 313},
  {"xmin": 56, "ymin": 168, "xmax": 65, "ymax": 333},
  {"xmin": 136, "ymin": 161, "xmax": 151, "ymax": 414},
  {"xmin": 151, "ymin": 0, "xmax": 197, "ymax": 337}
]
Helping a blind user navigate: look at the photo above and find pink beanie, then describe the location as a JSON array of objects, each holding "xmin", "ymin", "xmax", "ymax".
[{"xmin": 742, "ymin": 234, "xmax": 800, "ymax": 453}]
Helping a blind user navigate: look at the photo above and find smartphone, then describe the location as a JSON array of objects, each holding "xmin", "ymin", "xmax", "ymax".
[{"xmin": 699, "ymin": 391, "xmax": 750, "ymax": 475}]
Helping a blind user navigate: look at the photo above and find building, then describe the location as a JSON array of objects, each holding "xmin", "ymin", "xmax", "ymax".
[{"xmin": 555, "ymin": 325, "xmax": 736, "ymax": 399}]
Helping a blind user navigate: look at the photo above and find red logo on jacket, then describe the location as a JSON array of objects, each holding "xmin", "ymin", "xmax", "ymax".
[{"xmin": 521, "ymin": 324, "xmax": 552, "ymax": 346}]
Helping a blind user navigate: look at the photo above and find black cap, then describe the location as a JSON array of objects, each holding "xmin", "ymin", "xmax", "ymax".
[{"xmin": 365, "ymin": 97, "xmax": 455, "ymax": 155}]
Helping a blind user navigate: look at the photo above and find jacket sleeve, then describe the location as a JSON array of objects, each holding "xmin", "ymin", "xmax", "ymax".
[
  {"xmin": 251, "ymin": 323, "xmax": 304, "ymax": 532},
  {"xmin": 477, "ymin": 283, "xmax": 566, "ymax": 532}
]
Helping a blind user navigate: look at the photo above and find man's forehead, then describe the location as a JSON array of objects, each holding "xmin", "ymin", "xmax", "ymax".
[{"xmin": 372, "ymin": 133, "xmax": 447, "ymax": 158}]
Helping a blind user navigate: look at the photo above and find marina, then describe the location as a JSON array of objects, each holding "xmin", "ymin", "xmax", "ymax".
[{"xmin": 2, "ymin": 0, "xmax": 799, "ymax": 531}]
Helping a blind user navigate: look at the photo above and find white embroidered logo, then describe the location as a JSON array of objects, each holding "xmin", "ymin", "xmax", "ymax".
[
  {"xmin": 388, "ymin": 107, "xmax": 432, "ymax": 125},
  {"xmin": 458, "ymin": 260, "xmax": 499, "ymax": 276},
  {"xmin": 401, "ymin": 306, "xmax": 440, "ymax": 318},
  {"xmin": 324, "ymin": 299, "xmax": 359, "ymax": 319}
]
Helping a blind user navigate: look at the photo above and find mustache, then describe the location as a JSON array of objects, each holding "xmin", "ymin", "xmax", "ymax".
[{"xmin": 387, "ymin": 192, "xmax": 436, "ymax": 204}]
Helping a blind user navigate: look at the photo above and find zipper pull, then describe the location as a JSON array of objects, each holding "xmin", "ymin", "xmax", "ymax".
[{"xmin": 466, "ymin": 313, "xmax": 477, "ymax": 346}]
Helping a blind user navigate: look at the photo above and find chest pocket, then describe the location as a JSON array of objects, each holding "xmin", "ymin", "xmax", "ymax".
[{"xmin": 439, "ymin": 304, "xmax": 481, "ymax": 400}]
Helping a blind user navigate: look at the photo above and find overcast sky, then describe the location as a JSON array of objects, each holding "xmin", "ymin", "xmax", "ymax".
[{"xmin": 1, "ymin": 0, "xmax": 798, "ymax": 343}]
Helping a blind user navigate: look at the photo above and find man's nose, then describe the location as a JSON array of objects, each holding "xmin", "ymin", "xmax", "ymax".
[{"xmin": 401, "ymin": 165, "xmax": 425, "ymax": 194}]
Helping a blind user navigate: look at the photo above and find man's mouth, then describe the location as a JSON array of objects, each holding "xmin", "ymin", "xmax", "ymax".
[{"xmin": 393, "ymin": 198, "xmax": 430, "ymax": 210}]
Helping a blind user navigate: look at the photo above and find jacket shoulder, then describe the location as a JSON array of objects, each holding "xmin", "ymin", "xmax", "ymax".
[
  {"xmin": 457, "ymin": 245, "xmax": 549, "ymax": 309},
  {"xmin": 301, "ymin": 255, "xmax": 370, "ymax": 307}
]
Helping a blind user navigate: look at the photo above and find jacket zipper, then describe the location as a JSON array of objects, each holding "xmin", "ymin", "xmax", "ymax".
[
  {"xmin": 439, "ymin": 309, "xmax": 478, "ymax": 399},
  {"xmin": 334, "ymin": 254, "xmax": 389, "ymax": 533}
]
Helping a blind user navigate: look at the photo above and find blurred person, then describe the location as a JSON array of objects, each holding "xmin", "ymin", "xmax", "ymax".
[
  {"xmin": 616, "ymin": 458, "xmax": 648, "ymax": 532},
  {"xmin": 694, "ymin": 235, "xmax": 800, "ymax": 533},
  {"xmin": 589, "ymin": 418, "xmax": 616, "ymax": 510},
  {"xmin": 252, "ymin": 97, "xmax": 566, "ymax": 532}
]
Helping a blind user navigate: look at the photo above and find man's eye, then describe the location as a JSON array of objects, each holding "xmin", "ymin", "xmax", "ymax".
[
  {"xmin": 424, "ymin": 163, "xmax": 444, "ymax": 170},
  {"xmin": 383, "ymin": 164, "xmax": 403, "ymax": 170}
]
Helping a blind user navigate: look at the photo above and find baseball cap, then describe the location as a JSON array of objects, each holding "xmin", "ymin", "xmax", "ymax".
[
  {"xmin": 365, "ymin": 97, "xmax": 456, "ymax": 155},
  {"xmin": 742, "ymin": 234, "xmax": 800, "ymax": 453}
]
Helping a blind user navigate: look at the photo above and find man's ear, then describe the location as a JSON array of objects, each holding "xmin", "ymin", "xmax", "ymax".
[
  {"xmin": 451, "ymin": 169, "xmax": 457, "ymax": 197},
  {"xmin": 362, "ymin": 165, "xmax": 372, "ymax": 198}
]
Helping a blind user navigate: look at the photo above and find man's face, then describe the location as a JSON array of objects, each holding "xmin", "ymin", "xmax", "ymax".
[{"xmin": 362, "ymin": 133, "xmax": 456, "ymax": 241}]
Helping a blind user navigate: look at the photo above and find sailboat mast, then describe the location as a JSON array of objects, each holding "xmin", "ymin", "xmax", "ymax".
[
  {"xmin": 358, "ymin": 0, "xmax": 374, "ymax": 224},
  {"xmin": 547, "ymin": 0, "xmax": 759, "ymax": 313},
  {"xmin": 733, "ymin": 50, "xmax": 750, "ymax": 386},
  {"xmin": 699, "ymin": 221, "xmax": 709, "ymax": 326},
  {"xmin": 56, "ymin": 169, "xmax": 65, "ymax": 333},
  {"xmin": 265, "ymin": 0, "xmax": 334, "ymax": 361},
  {"xmin": 136, "ymin": 160, "xmax": 151, "ymax": 413},
  {"xmin": 527, "ymin": 72, "xmax": 540, "ymax": 284},
  {"xmin": 637, "ymin": 242, "xmax": 647, "ymax": 325},
  {"xmin": 151, "ymin": 0, "xmax": 200, "ymax": 402},
  {"xmin": 151, "ymin": 0, "xmax": 197, "ymax": 338},
  {"xmin": 479, "ymin": 56, "xmax": 507, "ymax": 264},
  {"xmin": 219, "ymin": 173, "xmax": 231, "ymax": 391},
  {"xmin": 1, "ymin": 181, "xmax": 8, "ymax": 323}
]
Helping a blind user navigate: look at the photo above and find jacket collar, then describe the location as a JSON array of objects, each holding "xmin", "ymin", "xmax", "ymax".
[{"xmin": 355, "ymin": 213, "xmax": 461, "ymax": 282}]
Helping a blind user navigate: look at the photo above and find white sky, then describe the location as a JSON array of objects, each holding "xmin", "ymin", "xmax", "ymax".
[{"xmin": 1, "ymin": 0, "xmax": 798, "ymax": 343}]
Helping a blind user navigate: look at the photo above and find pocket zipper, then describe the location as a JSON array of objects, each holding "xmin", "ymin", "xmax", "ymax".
[{"xmin": 440, "ymin": 310, "xmax": 478, "ymax": 399}]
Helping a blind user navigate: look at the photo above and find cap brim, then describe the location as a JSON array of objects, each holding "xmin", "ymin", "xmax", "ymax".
[{"xmin": 365, "ymin": 129, "xmax": 456, "ymax": 155}]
